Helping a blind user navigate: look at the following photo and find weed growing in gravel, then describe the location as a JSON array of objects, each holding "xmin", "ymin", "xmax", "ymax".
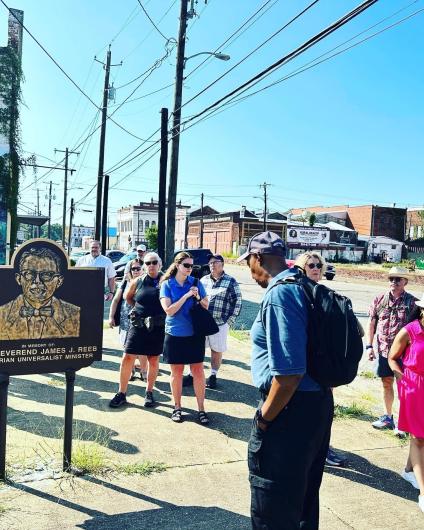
[
  {"xmin": 229, "ymin": 329, "xmax": 250, "ymax": 342},
  {"xmin": 360, "ymin": 371, "xmax": 376, "ymax": 379},
  {"xmin": 334, "ymin": 402, "xmax": 371, "ymax": 420},
  {"xmin": 47, "ymin": 378, "xmax": 65, "ymax": 387},
  {"xmin": 116, "ymin": 461, "xmax": 167, "ymax": 476},
  {"xmin": 360, "ymin": 393, "xmax": 377, "ymax": 403},
  {"xmin": 72, "ymin": 443, "xmax": 108, "ymax": 475}
]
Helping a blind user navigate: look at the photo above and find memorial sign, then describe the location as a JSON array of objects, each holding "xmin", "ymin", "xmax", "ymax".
[
  {"xmin": 0, "ymin": 239, "xmax": 104, "ymax": 375},
  {"xmin": 287, "ymin": 225, "xmax": 330, "ymax": 247}
]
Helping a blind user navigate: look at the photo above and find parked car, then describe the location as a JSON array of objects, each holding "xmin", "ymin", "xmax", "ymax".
[
  {"xmin": 113, "ymin": 252, "xmax": 137, "ymax": 279},
  {"xmin": 106, "ymin": 250, "xmax": 125, "ymax": 263},
  {"xmin": 286, "ymin": 258, "xmax": 336, "ymax": 281},
  {"xmin": 174, "ymin": 248, "xmax": 212, "ymax": 279}
]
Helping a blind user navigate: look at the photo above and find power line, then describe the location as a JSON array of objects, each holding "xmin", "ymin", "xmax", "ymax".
[{"xmin": 137, "ymin": 0, "xmax": 171, "ymax": 42}]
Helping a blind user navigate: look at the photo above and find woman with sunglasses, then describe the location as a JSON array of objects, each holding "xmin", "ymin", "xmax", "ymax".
[
  {"xmin": 160, "ymin": 252, "xmax": 210, "ymax": 425},
  {"xmin": 294, "ymin": 251, "xmax": 347, "ymax": 468},
  {"xmin": 109, "ymin": 254, "xmax": 165, "ymax": 408}
]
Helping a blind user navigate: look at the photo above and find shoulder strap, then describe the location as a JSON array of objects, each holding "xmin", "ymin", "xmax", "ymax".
[{"xmin": 376, "ymin": 293, "xmax": 390, "ymax": 318}]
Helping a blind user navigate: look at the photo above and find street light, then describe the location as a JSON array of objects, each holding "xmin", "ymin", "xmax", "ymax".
[{"xmin": 183, "ymin": 51, "xmax": 230, "ymax": 69}]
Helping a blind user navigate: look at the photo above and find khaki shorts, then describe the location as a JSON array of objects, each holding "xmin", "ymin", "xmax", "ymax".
[{"xmin": 205, "ymin": 323, "xmax": 229, "ymax": 353}]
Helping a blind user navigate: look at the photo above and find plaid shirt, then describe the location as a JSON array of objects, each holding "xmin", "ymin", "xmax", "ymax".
[
  {"xmin": 200, "ymin": 272, "xmax": 242, "ymax": 327},
  {"xmin": 369, "ymin": 290, "xmax": 417, "ymax": 357}
]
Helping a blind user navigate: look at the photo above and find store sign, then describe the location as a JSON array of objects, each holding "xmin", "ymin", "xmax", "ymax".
[
  {"xmin": 0, "ymin": 239, "xmax": 104, "ymax": 375},
  {"xmin": 287, "ymin": 225, "xmax": 330, "ymax": 247}
]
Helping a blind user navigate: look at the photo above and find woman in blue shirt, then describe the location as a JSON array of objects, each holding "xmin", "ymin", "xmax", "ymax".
[{"xmin": 160, "ymin": 251, "xmax": 210, "ymax": 424}]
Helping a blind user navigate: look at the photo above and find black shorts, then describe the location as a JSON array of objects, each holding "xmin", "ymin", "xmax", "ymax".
[
  {"xmin": 377, "ymin": 354, "xmax": 394, "ymax": 378},
  {"xmin": 163, "ymin": 333, "xmax": 205, "ymax": 365}
]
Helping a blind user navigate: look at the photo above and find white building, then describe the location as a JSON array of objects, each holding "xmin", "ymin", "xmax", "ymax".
[{"xmin": 117, "ymin": 200, "xmax": 190, "ymax": 251}]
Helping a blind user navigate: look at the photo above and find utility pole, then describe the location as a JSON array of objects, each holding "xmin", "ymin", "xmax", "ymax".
[
  {"xmin": 55, "ymin": 148, "xmax": 79, "ymax": 247},
  {"xmin": 67, "ymin": 198, "xmax": 75, "ymax": 255},
  {"xmin": 259, "ymin": 182, "xmax": 271, "ymax": 231},
  {"xmin": 94, "ymin": 46, "xmax": 121, "ymax": 243},
  {"xmin": 199, "ymin": 192, "xmax": 204, "ymax": 248},
  {"xmin": 101, "ymin": 174, "xmax": 109, "ymax": 250},
  {"xmin": 47, "ymin": 181, "xmax": 53, "ymax": 239},
  {"xmin": 36, "ymin": 189, "xmax": 40, "ymax": 237},
  {"xmin": 165, "ymin": 0, "xmax": 190, "ymax": 266},
  {"xmin": 158, "ymin": 108, "xmax": 169, "ymax": 260}
]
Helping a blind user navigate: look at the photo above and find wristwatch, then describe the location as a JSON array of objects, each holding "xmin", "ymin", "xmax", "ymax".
[
  {"xmin": 255, "ymin": 408, "xmax": 273, "ymax": 426},
  {"xmin": 366, "ymin": 344, "xmax": 373, "ymax": 349}
]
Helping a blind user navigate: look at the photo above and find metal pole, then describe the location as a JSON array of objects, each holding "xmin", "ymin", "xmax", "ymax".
[
  {"xmin": 62, "ymin": 148, "xmax": 69, "ymax": 247},
  {"xmin": 48, "ymin": 181, "xmax": 52, "ymax": 239},
  {"xmin": 199, "ymin": 192, "xmax": 204, "ymax": 248},
  {"xmin": 158, "ymin": 108, "xmax": 168, "ymax": 259},
  {"xmin": 63, "ymin": 370, "xmax": 76, "ymax": 472},
  {"xmin": 0, "ymin": 373, "xmax": 10, "ymax": 481},
  {"xmin": 101, "ymin": 174, "xmax": 109, "ymax": 250},
  {"xmin": 67, "ymin": 198, "xmax": 74, "ymax": 255},
  {"xmin": 165, "ymin": 0, "xmax": 189, "ymax": 267},
  {"xmin": 95, "ymin": 48, "xmax": 112, "ymax": 241}
]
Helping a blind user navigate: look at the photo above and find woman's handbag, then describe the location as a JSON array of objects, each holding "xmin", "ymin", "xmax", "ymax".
[{"xmin": 189, "ymin": 279, "xmax": 219, "ymax": 336}]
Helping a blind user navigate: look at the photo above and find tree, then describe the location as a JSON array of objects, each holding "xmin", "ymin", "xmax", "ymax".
[
  {"xmin": 145, "ymin": 225, "xmax": 158, "ymax": 250},
  {"xmin": 40, "ymin": 223, "xmax": 62, "ymax": 241},
  {"xmin": 309, "ymin": 213, "xmax": 317, "ymax": 227}
]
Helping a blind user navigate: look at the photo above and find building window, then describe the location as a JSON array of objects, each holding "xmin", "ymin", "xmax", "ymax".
[
  {"xmin": 138, "ymin": 219, "xmax": 143, "ymax": 232},
  {"xmin": 151, "ymin": 220, "xmax": 156, "ymax": 227},
  {"xmin": 145, "ymin": 220, "xmax": 150, "ymax": 230}
]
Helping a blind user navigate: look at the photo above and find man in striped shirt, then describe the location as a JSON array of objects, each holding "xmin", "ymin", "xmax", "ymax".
[{"xmin": 200, "ymin": 254, "xmax": 242, "ymax": 388}]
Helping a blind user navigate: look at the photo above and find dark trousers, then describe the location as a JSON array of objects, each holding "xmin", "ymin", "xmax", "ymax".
[{"xmin": 249, "ymin": 389, "xmax": 333, "ymax": 530}]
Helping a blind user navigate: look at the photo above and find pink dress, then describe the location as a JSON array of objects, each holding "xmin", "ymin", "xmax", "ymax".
[{"xmin": 397, "ymin": 320, "xmax": 424, "ymax": 438}]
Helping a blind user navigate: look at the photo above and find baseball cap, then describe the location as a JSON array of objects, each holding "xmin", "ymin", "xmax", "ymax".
[
  {"xmin": 136, "ymin": 244, "xmax": 147, "ymax": 252},
  {"xmin": 237, "ymin": 231, "xmax": 286, "ymax": 262},
  {"xmin": 208, "ymin": 253, "xmax": 224, "ymax": 263}
]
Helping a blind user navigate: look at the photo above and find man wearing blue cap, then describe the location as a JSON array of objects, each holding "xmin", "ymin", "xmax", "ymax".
[{"xmin": 238, "ymin": 231, "xmax": 333, "ymax": 529}]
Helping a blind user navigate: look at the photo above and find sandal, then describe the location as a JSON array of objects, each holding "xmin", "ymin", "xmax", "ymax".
[
  {"xmin": 198, "ymin": 411, "xmax": 210, "ymax": 425},
  {"xmin": 171, "ymin": 408, "xmax": 183, "ymax": 423}
]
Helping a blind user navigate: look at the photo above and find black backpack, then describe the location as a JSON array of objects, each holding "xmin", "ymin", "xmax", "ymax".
[{"xmin": 267, "ymin": 273, "xmax": 363, "ymax": 388}]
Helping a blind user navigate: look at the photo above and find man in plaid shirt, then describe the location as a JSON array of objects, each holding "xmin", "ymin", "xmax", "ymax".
[
  {"xmin": 367, "ymin": 266, "xmax": 417, "ymax": 433},
  {"xmin": 200, "ymin": 254, "xmax": 242, "ymax": 388}
]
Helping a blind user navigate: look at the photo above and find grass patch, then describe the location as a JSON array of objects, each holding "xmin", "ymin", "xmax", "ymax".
[
  {"xmin": 360, "ymin": 393, "xmax": 377, "ymax": 403},
  {"xmin": 116, "ymin": 461, "xmax": 167, "ymax": 476},
  {"xmin": 334, "ymin": 402, "xmax": 371, "ymax": 420},
  {"xmin": 360, "ymin": 370, "xmax": 376, "ymax": 379},
  {"xmin": 47, "ymin": 378, "xmax": 65, "ymax": 387},
  {"xmin": 0, "ymin": 503, "xmax": 8, "ymax": 515},
  {"xmin": 229, "ymin": 329, "xmax": 250, "ymax": 342},
  {"xmin": 72, "ymin": 442, "xmax": 109, "ymax": 475}
]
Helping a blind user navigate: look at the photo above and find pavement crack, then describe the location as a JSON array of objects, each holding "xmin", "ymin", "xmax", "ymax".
[
  {"xmin": 166, "ymin": 458, "xmax": 246, "ymax": 471},
  {"xmin": 322, "ymin": 503, "xmax": 355, "ymax": 529}
]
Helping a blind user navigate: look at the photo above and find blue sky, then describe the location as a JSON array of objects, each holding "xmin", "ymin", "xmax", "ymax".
[{"xmin": 1, "ymin": 0, "xmax": 423, "ymax": 227}]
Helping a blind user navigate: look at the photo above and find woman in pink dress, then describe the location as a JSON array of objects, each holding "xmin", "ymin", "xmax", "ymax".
[{"xmin": 389, "ymin": 295, "xmax": 424, "ymax": 513}]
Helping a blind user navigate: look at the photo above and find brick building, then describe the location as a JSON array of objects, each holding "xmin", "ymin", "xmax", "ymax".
[
  {"xmin": 406, "ymin": 207, "xmax": 424, "ymax": 240},
  {"xmin": 289, "ymin": 204, "xmax": 407, "ymax": 241},
  {"xmin": 187, "ymin": 207, "xmax": 285, "ymax": 254}
]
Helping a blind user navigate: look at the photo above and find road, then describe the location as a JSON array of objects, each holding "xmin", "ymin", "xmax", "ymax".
[{"xmin": 224, "ymin": 263, "xmax": 422, "ymax": 330}]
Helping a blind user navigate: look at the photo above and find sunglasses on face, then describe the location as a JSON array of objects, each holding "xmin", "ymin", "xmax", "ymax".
[
  {"xmin": 181, "ymin": 263, "xmax": 193, "ymax": 269},
  {"xmin": 307, "ymin": 263, "xmax": 323, "ymax": 270},
  {"xmin": 131, "ymin": 266, "xmax": 142, "ymax": 272},
  {"xmin": 145, "ymin": 260, "xmax": 158, "ymax": 266},
  {"xmin": 389, "ymin": 277, "xmax": 403, "ymax": 283}
]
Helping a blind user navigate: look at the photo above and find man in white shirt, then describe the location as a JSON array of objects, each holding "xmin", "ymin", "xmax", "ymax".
[{"xmin": 76, "ymin": 240, "xmax": 116, "ymax": 301}]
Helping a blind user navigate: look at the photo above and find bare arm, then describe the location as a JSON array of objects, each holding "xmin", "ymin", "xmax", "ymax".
[
  {"xmin": 199, "ymin": 295, "xmax": 209, "ymax": 309},
  {"xmin": 108, "ymin": 276, "xmax": 116, "ymax": 295},
  {"xmin": 367, "ymin": 317, "xmax": 377, "ymax": 360},
  {"xmin": 258, "ymin": 374, "xmax": 303, "ymax": 430},
  {"xmin": 108, "ymin": 289, "xmax": 123, "ymax": 328},
  {"xmin": 124, "ymin": 278, "xmax": 139, "ymax": 306},
  {"xmin": 160, "ymin": 291, "xmax": 193, "ymax": 316},
  {"xmin": 388, "ymin": 328, "xmax": 410, "ymax": 381}
]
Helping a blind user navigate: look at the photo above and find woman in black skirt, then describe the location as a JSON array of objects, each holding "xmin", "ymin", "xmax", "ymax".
[
  {"xmin": 109, "ymin": 252, "xmax": 165, "ymax": 409},
  {"xmin": 160, "ymin": 252, "xmax": 210, "ymax": 425}
]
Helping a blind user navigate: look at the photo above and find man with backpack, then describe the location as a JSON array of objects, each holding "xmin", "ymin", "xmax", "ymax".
[
  {"xmin": 238, "ymin": 231, "xmax": 335, "ymax": 530},
  {"xmin": 367, "ymin": 266, "xmax": 417, "ymax": 432}
]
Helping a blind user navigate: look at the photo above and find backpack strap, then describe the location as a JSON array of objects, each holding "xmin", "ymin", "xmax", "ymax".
[{"xmin": 375, "ymin": 293, "xmax": 390, "ymax": 319}]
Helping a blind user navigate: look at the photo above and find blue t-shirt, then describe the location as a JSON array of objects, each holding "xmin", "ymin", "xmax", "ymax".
[
  {"xmin": 160, "ymin": 276, "xmax": 207, "ymax": 336},
  {"xmin": 250, "ymin": 268, "xmax": 321, "ymax": 392}
]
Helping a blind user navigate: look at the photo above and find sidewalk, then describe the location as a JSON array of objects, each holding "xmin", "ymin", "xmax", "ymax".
[{"xmin": 1, "ymin": 327, "xmax": 423, "ymax": 529}]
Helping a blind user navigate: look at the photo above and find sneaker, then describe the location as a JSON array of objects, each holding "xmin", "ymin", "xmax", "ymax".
[
  {"xmin": 402, "ymin": 470, "xmax": 420, "ymax": 490},
  {"xmin": 372, "ymin": 414, "xmax": 395, "ymax": 430},
  {"xmin": 394, "ymin": 426, "xmax": 407, "ymax": 438},
  {"xmin": 182, "ymin": 374, "xmax": 193, "ymax": 387},
  {"xmin": 206, "ymin": 374, "xmax": 217, "ymax": 389},
  {"xmin": 144, "ymin": 391, "xmax": 155, "ymax": 408},
  {"xmin": 109, "ymin": 392, "xmax": 127, "ymax": 408},
  {"xmin": 326, "ymin": 447, "xmax": 347, "ymax": 467},
  {"xmin": 419, "ymin": 495, "xmax": 424, "ymax": 512}
]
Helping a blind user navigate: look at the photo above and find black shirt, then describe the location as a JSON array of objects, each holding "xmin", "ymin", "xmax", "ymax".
[{"xmin": 134, "ymin": 274, "xmax": 163, "ymax": 317}]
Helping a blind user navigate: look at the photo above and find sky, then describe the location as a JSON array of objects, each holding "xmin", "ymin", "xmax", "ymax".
[{"xmin": 1, "ymin": 0, "xmax": 423, "ymax": 228}]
